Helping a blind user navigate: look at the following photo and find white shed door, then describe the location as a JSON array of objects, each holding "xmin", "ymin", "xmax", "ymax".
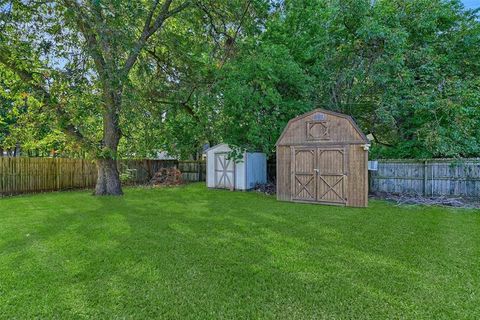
[{"xmin": 214, "ymin": 153, "xmax": 235, "ymax": 189}]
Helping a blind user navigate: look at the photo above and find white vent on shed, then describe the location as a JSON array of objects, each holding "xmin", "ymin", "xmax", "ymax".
[{"xmin": 313, "ymin": 113, "xmax": 326, "ymax": 121}]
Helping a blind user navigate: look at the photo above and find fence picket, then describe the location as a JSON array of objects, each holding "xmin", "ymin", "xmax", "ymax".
[
  {"xmin": 0, "ymin": 158, "xmax": 206, "ymax": 195},
  {"xmin": 369, "ymin": 159, "xmax": 480, "ymax": 197}
]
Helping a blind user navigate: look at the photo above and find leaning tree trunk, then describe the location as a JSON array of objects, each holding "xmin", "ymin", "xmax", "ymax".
[{"xmin": 95, "ymin": 90, "xmax": 123, "ymax": 196}]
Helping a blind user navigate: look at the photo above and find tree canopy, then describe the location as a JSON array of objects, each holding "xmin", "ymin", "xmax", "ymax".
[
  {"xmin": 0, "ymin": 0, "xmax": 269, "ymax": 194},
  {"xmin": 0, "ymin": 0, "xmax": 479, "ymax": 188},
  {"xmin": 211, "ymin": 0, "xmax": 480, "ymax": 158}
]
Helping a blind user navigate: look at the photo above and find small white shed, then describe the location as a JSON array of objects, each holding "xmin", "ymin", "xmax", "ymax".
[{"xmin": 206, "ymin": 144, "xmax": 267, "ymax": 190}]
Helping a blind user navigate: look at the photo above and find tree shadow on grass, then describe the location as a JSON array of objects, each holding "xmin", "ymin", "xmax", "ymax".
[{"xmin": 1, "ymin": 185, "xmax": 479, "ymax": 318}]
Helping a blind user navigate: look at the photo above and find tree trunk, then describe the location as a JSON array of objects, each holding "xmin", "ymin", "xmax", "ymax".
[
  {"xmin": 94, "ymin": 88, "xmax": 123, "ymax": 196},
  {"xmin": 95, "ymin": 158, "xmax": 123, "ymax": 195},
  {"xmin": 15, "ymin": 142, "xmax": 21, "ymax": 157}
]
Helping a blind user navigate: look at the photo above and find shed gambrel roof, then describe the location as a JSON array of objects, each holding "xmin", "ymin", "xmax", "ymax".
[{"xmin": 276, "ymin": 108, "xmax": 369, "ymax": 146}]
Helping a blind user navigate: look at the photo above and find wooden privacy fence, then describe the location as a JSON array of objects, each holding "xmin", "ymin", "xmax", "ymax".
[
  {"xmin": 4, "ymin": 157, "xmax": 479, "ymax": 197},
  {"xmin": 178, "ymin": 161, "xmax": 207, "ymax": 182},
  {"xmin": 370, "ymin": 159, "xmax": 480, "ymax": 197},
  {"xmin": 0, "ymin": 157, "xmax": 206, "ymax": 195}
]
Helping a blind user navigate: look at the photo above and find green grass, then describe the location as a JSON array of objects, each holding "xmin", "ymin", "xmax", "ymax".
[{"xmin": 0, "ymin": 183, "xmax": 479, "ymax": 319}]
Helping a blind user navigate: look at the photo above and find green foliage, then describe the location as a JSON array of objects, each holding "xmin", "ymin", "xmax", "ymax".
[
  {"xmin": 119, "ymin": 167, "xmax": 137, "ymax": 183},
  {"xmin": 203, "ymin": 0, "xmax": 480, "ymax": 158},
  {"xmin": 117, "ymin": 0, "xmax": 273, "ymax": 159},
  {"xmin": 214, "ymin": 42, "xmax": 312, "ymax": 154},
  {"xmin": 0, "ymin": 64, "xmax": 71, "ymax": 156},
  {"xmin": 265, "ymin": 0, "xmax": 480, "ymax": 158},
  {"xmin": 0, "ymin": 0, "xmax": 271, "ymax": 160},
  {"xmin": 0, "ymin": 0, "xmax": 479, "ymax": 160}
]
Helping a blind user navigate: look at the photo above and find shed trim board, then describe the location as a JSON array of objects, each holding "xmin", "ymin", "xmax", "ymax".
[{"xmin": 214, "ymin": 151, "xmax": 235, "ymax": 189}]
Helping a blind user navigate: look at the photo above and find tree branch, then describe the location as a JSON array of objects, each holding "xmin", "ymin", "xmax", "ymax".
[
  {"xmin": 371, "ymin": 132, "xmax": 394, "ymax": 147},
  {"xmin": 0, "ymin": 48, "xmax": 89, "ymax": 146},
  {"xmin": 122, "ymin": 0, "xmax": 191, "ymax": 76},
  {"xmin": 61, "ymin": 0, "xmax": 108, "ymax": 81}
]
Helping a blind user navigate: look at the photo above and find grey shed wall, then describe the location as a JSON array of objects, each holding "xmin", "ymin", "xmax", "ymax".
[{"xmin": 246, "ymin": 153, "xmax": 267, "ymax": 189}]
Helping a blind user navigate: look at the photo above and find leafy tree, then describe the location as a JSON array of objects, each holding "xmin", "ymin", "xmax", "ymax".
[
  {"xmin": 0, "ymin": 65, "xmax": 74, "ymax": 157},
  {"xmin": 0, "ymin": 0, "xmax": 269, "ymax": 194},
  {"xmin": 216, "ymin": 0, "xmax": 480, "ymax": 159},
  {"xmin": 213, "ymin": 42, "xmax": 312, "ymax": 154},
  {"xmin": 120, "ymin": 0, "xmax": 271, "ymax": 159},
  {"xmin": 1, "ymin": 0, "xmax": 479, "ymax": 197},
  {"xmin": 282, "ymin": 0, "xmax": 480, "ymax": 158}
]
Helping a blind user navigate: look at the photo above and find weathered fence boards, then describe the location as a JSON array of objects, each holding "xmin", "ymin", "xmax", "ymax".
[
  {"xmin": 0, "ymin": 157, "xmax": 206, "ymax": 195},
  {"xmin": 178, "ymin": 161, "xmax": 206, "ymax": 182},
  {"xmin": 4, "ymin": 157, "xmax": 478, "ymax": 197},
  {"xmin": 119, "ymin": 160, "xmax": 177, "ymax": 184},
  {"xmin": 370, "ymin": 159, "xmax": 480, "ymax": 197},
  {"xmin": 0, "ymin": 158, "xmax": 97, "ymax": 195}
]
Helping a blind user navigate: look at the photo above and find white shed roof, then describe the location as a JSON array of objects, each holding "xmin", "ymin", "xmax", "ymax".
[{"xmin": 204, "ymin": 143, "xmax": 230, "ymax": 153}]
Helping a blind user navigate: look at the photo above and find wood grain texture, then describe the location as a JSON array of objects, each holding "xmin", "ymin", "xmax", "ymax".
[{"xmin": 276, "ymin": 109, "xmax": 368, "ymax": 207}]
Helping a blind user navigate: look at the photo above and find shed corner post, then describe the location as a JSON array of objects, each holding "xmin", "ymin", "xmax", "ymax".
[
  {"xmin": 244, "ymin": 152, "xmax": 248, "ymax": 191},
  {"xmin": 366, "ymin": 150, "xmax": 370, "ymax": 207},
  {"xmin": 290, "ymin": 146, "xmax": 295, "ymax": 201}
]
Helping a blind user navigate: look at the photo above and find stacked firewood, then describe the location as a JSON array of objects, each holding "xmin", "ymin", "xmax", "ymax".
[{"xmin": 149, "ymin": 167, "xmax": 183, "ymax": 186}]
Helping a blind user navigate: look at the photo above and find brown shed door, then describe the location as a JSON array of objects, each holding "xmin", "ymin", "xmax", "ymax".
[
  {"xmin": 215, "ymin": 153, "xmax": 235, "ymax": 189},
  {"xmin": 316, "ymin": 149, "xmax": 347, "ymax": 204},
  {"xmin": 292, "ymin": 147, "xmax": 347, "ymax": 204},
  {"xmin": 292, "ymin": 148, "xmax": 316, "ymax": 201}
]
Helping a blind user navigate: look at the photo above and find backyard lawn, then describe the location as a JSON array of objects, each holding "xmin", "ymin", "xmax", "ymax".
[{"xmin": 0, "ymin": 183, "xmax": 479, "ymax": 319}]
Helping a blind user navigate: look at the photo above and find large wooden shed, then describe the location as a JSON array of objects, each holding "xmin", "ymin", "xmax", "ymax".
[{"xmin": 276, "ymin": 109, "xmax": 369, "ymax": 207}]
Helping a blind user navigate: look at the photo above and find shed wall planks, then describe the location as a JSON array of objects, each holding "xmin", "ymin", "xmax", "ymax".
[
  {"xmin": 346, "ymin": 145, "xmax": 368, "ymax": 207},
  {"xmin": 276, "ymin": 109, "xmax": 369, "ymax": 207},
  {"xmin": 276, "ymin": 146, "xmax": 291, "ymax": 201}
]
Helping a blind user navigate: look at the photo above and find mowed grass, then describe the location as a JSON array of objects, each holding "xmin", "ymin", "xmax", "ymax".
[{"xmin": 0, "ymin": 183, "xmax": 479, "ymax": 319}]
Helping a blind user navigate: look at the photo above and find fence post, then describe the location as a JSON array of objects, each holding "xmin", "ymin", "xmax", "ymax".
[
  {"xmin": 197, "ymin": 160, "xmax": 201, "ymax": 182},
  {"xmin": 56, "ymin": 158, "xmax": 60, "ymax": 190},
  {"xmin": 423, "ymin": 160, "xmax": 427, "ymax": 196}
]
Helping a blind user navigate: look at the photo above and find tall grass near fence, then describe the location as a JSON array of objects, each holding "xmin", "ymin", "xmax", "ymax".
[{"xmin": 0, "ymin": 157, "xmax": 205, "ymax": 195}]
